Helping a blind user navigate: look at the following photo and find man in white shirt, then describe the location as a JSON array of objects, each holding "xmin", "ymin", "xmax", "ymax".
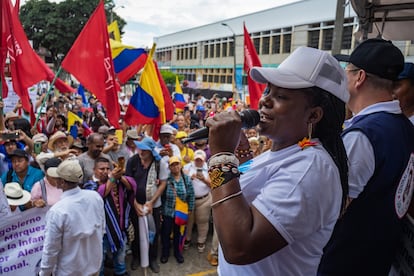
[{"xmin": 39, "ymin": 159, "xmax": 105, "ymax": 276}]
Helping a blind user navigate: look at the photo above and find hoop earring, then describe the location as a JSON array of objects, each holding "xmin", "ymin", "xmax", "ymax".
[{"xmin": 308, "ymin": 122, "xmax": 313, "ymax": 140}]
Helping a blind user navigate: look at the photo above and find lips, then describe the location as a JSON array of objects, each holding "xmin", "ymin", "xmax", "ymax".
[{"xmin": 259, "ymin": 111, "xmax": 272, "ymax": 123}]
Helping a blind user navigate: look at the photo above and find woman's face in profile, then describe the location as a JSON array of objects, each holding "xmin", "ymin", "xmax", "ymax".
[{"xmin": 257, "ymin": 84, "xmax": 311, "ymax": 148}]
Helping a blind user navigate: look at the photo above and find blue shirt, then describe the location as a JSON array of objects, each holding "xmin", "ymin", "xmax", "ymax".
[{"xmin": 1, "ymin": 165, "xmax": 45, "ymax": 192}]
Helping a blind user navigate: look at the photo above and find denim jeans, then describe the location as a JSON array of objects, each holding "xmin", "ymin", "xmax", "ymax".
[{"xmin": 100, "ymin": 234, "xmax": 127, "ymax": 276}]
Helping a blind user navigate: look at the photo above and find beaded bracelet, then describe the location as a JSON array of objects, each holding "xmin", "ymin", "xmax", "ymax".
[
  {"xmin": 208, "ymin": 152, "xmax": 239, "ymax": 168},
  {"xmin": 211, "ymin": 191, "xmax": 243, "ymax": 207},
  {"xmin": 236, "ymin": 148, "xmax": 251, "ymax": 154},
  {"xmin": 208, "ymin": 163, "xmax": 240, "ymax": 189}
]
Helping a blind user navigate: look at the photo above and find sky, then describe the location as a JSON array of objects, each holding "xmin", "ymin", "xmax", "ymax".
[
  {"xmin": 115, "ymin": 0, "xmax": 299, "ymax": 48},
  {"xmin": 20, "ymin": 0, "xmax": 299, "ymax": 48}
]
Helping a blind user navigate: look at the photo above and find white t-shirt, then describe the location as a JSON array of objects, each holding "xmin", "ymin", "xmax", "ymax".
[
  {"xmin": 183, "ymin": 162, "xmax": 209, "ymax": 197},
  {"xmin": 218, "ymin": 141, "xmax": 342, "ymax": 276}
]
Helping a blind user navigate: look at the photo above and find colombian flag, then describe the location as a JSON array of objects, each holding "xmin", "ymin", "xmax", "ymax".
[
  {"xmin": 124, "ymin": 44, "xmax": 165, "ymax": 126},
  {"xmin": 173, "ymin": 76, "xmax": 186, "ymax": 113},
  {"xmin": 110, "ymin": 39, "xmax": 148, "ymax": 84}
]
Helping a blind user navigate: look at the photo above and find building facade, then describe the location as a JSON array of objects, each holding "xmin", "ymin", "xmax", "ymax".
[{"xmin": 154, "ymin": 0, "xmax": 414, "ymax": 100}]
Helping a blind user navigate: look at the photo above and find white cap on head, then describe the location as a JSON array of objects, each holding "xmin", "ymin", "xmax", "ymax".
[
  {"xmin": 47, "ymin": 159, "xmax": 83, "ymax": 183},
  {"xmin": 250, "ymin": 46, "xmax": 349, "ymax": 103}
]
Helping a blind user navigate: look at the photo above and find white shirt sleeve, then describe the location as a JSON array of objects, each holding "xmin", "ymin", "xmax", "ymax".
[{"xmin": 342, "ymin": 130, "xmax": 375, "ymax": 198}]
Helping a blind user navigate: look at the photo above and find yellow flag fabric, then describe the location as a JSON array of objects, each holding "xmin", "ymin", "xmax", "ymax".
[
  {"xmin": 107, "ymin": 21, "xmax": 121, "ymax": 42},
  {"xmin": 67, "ymin": 111, "xmax": 83, "ymax": 132}
]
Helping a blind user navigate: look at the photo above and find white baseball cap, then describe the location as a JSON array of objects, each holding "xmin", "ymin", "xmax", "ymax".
[{"xmin": 250, "ymin": 46, "xmax": 349, "ymax": 103}]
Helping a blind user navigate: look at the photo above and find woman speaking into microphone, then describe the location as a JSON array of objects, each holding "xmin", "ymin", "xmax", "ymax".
[{"xmin": 205, "ymin": 46, "xmax": 349, "ymax": 275}]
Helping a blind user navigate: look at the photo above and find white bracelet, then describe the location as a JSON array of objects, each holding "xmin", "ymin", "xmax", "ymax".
[{"xmin": 211, "ymin": 190, "xmax": 243, "ymax": 207}]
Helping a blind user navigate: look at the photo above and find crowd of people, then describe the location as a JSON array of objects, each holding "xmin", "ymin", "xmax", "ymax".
[{"xmin": 1, "ymin": 38, "xmax": 414, "ymax": 275}]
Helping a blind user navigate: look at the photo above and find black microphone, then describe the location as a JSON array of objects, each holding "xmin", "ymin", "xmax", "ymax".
[{"xmin": 181, "ymin": 109, "xmax": 260, "ymax": 144}]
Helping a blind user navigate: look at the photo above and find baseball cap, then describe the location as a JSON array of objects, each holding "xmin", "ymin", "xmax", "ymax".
[
  {"xmin": 398, "ymin": 62, "xmax": 414, "ymax": 81},
  {"xmin": 176, "ymin": 131, "xmax": 188, "ymax": 139},
  {"xmin": 9, "ymin": 149, "xmax": 29, "ymax": 160},
  {"xmin": 194, "ymin": 150, "xmax": 206, "ymax": 161},
  {"xmin": 168, "ymin": 156, "xmax": 181, "ymax": 165},
  {"xmin": 134, "ymin": 137, "xmax": 161, "ymax": 161},
  {"xmin": 250, "ymin": 46, "xmax": 349, "ymax": 103},
  {"xmin": 32, "ymin": 133, "xmax": 48, "ymax": 144},
  {"xmin": 44, "ymin": 157, "xmax": 62, "ymax": 175},
  {"xmin": 47, "ymin": 159, "xmax": 83, "ymax": 183},
  {"xmin": 160, "ymin": 124, "xmax": 174, "ymax": 135},
  {"xmin": 4, "ymin": 182, "xmax": 31, "ymax": 206},
  {"xmin": 336, "ymin": 38, "xmax": 404, "ymax": 81}
]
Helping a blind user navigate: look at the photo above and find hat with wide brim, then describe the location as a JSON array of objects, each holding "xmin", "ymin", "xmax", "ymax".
[
  {"xmin": 48, "ymin": 131, "xmax": 73, "ymax": 151},
  {"xmin": 4, "ymin": 182, "xmax": 31, "ymax": 206},
  {"xmin": 134, "ymin": 137, "xmax": 161, "ymax": 161}
]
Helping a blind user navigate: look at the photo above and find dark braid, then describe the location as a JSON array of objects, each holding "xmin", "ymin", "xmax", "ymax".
[{"xmin": 305, "ymin": 87, "xmax": 349, "ymax": 215}]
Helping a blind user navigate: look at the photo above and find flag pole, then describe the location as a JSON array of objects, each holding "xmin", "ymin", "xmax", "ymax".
[{"xmin": 32, "ymin": 66, "xmax": 63, "ymax": 130}]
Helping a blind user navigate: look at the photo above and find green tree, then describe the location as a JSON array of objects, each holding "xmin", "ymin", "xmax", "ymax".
[
  {"xmin": 160, "ymin": 71, "xmax": 183, "ymax": 85},
  {"xmin": 19, "ymin": 0, "xmax": 126, "ymax": 66}
]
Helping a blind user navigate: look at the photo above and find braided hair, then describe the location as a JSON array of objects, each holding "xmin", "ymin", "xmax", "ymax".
[{"xmin": 304, "ymin": 86, "xmax": 349, "ymax": 216}]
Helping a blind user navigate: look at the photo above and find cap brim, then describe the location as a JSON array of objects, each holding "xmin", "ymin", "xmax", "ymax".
[
  {"xmin": 333, "ymin": 54, "xmax": 350, "ymax": 62},
  {"xmin": 250, "ymin": 67, "xmax": 315, "ymax": 89},
  {"xmin": 47, "ymin": 167, "xmax": 59, "ymax": 178}
]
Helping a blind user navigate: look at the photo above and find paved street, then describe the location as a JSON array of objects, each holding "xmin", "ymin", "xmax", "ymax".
[{"xmin": 105, "ymin": 228, "xmax": 219, "ymax": 276}]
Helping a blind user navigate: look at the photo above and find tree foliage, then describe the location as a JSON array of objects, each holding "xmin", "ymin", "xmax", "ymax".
[
  {"xmin": 19, "ymin": 0, "xmax": 126, "ymax": 65},
  {"xmin": 160, "ymin": 71, "xmax": 183, "ymax": 85}
]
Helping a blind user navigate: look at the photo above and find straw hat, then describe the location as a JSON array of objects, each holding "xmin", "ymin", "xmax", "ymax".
[{"xmin": 48, "ymin": 131, "xmax": 74, "ymax": 151}]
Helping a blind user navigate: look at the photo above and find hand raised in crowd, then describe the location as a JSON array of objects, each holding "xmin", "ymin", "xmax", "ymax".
[
  {"xmin": 111, "ymin": 164, "xmax": 124, "ymax": 179},
  {"xmin": 54, "ymin": 148, "xmax": 78, "ymax": 159},
  {"xmin": 159, "ymin": 145, "xmax": 172, "ymax": 157},
  {"xmin": 183, "ymin": 154, "xmax": 191, "ymax": 163}
]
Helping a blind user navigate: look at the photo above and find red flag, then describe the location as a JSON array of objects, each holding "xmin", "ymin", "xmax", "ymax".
[
  {"xmin": 244, "ymin": 23, "xmax": 266, "ymax": 110},
  {"xmin": 1, "ymin": 0, "xmax": 47, "ymax": 111},
  {"xmin": 61, "ymin": 1, "xmax": 120, "ymax": 128},
  {"xmin": 154, "ymin": 60, "xmax": 174, "ymax": 121}
]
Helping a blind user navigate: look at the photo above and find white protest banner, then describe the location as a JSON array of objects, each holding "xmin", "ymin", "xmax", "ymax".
[
  {"xmin": 0, "ymin": 207, "xmax": 49, "ymax": 275},
  {"xmin": 4, "ymin": 78, "xmax": 39, "ymax": 114}
]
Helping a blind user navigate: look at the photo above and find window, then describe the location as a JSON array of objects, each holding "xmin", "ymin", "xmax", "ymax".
[
  {"xmin": 203, "ymin": 75, "xmax": 208, "ymax": 82},
  {"xmin": 185, "ymin": 48, "xmax": 188, "ymax": 59},
  {"xmin": 308, "ymin": 30, "xmax": 320, "ymax": 48},
  {"xmin": 210, "ymin": 44, "xmax": 214, "ymax": 58},
  {"xmin": 208, "ymin": 75, "xmax": 213, "ymax": 82},
  {"xmin": 220, "ymin": 75, "xmax": 226, "ymax": 83},
  {"xmin": 283, "ymin": 34, "xmax": 291, "ymax": 53},
  {"xmin": 189, "ymin": 48, "xmax": 192, "ymax": 59},
  {"xmin": 342, "ymin": 26, "xmax": 353, "ymax": 49},
  {"xmin": 177, "ymin": 49, "xmax": 180, "ymax": 60},
  {"xmin": 204, "ymin": 45, "xmax": 208, "ymax": 58},
  {"xmin": 222, "ymin": 43, "xmax": 227, "ymax": 57},
  {"xmin": 227, "ymin": 75, "xmax": 232, "ymax": 84},
  {"xmin": 322, "ymin": 28, "xmax": 333, "ymax": 50},
  {"xmin": 216, "ymin": 44, "xmax": 221, "ymax": 58},
  {"xmin": 214, "ymin": 75, "xmax": 219, "ymax": 82},
  {"xmin": 272, "ymin": 35, "xmax": 280, "ymax": 54},
  {"xmin": 254, "ymin": 38, "xmax": 260, "ymax": 53},
  {"xmin": 229, "ymin": 41, "xmax": 234, "ymax": 56},
  {"xmin": 262, "ymin": 37, "xmax": 270, "ymax": 55}
]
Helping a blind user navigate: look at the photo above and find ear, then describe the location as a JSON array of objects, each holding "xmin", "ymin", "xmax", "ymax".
[{"xmin": 308, "ymin": 106, "xmax": 323, "ymax": 125}]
